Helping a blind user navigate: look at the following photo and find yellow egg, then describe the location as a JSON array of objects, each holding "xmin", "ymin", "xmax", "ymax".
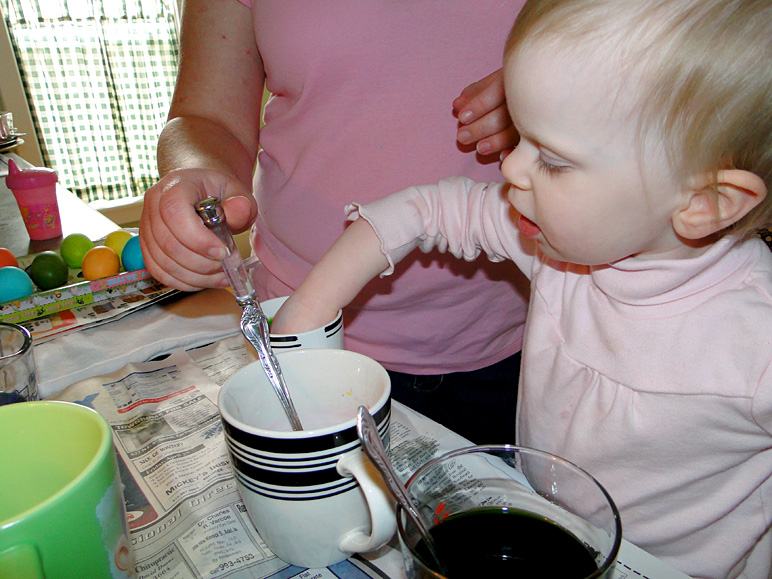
[
  {"xmin": 104, "ymin": 230, "xmax": 133, "ymax": 267},
  {"xmin": 81, "ymin": 246, "xmax": 120, "ymax": 281}
]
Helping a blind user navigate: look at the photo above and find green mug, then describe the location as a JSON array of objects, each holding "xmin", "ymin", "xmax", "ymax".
[{"xmin": 0, "ymin": 401, "xmax": 133, "ymax": 578}]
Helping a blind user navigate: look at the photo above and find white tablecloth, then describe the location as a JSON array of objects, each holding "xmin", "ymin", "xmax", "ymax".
[{"xmin": 36, "ymin": 288, "xmax": 243, "ymax": 398}]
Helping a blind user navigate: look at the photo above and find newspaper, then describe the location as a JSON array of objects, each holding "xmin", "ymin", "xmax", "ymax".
[
  {"xmin": 49, "ymin": 340, "xmax": 390, "ymax": 579},
  {"xmin": 49, "ymin": 336, "xmax": 690, "ymax": 579}
]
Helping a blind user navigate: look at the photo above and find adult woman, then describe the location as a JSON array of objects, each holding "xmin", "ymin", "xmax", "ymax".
[{"xmin": 140, "ymin": 0, "xmax": 528, "ymax": 442}]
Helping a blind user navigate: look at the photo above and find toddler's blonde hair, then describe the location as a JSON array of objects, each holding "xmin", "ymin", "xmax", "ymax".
[{"xmin": 506, "ymin": 0, "xmax": 772, "ymax": 238}]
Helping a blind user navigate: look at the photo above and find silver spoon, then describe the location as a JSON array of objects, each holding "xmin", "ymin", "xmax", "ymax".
[
  {"xmin": 196, "ymin": 197, "xmax": 303, "ymax": 431},
  {"xmin": 356, "ymin": 406, "xmax": 445, "ymax": 574}
]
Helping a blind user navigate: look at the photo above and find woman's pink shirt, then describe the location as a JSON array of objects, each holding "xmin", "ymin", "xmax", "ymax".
[{"xmin": 237, "ymin": 0, "xmax": 528, "ymax": 373}]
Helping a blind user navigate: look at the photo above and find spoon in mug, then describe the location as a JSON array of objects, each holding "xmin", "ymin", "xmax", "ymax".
[
  {"xmin": 356, "ymin": 406, "xmax": 445, "ymax": 574},
  {"xmin": 196, "ymin": 197, "xmax": 303, "ymax": 431}
]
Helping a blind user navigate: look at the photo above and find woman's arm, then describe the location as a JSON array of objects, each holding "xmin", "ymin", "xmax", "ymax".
[{"xmin": 139, "ymin": 0, "xmax": 263, "ymax": 291}]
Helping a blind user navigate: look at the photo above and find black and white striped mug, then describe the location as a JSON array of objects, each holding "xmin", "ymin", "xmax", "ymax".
[
  {"xmin": 261, "ymin": 296, "xmax": 344, "ymax": 351},
  {"xmin": 218, "ymin": 349, "xmax": 394, "ymax": 568}
]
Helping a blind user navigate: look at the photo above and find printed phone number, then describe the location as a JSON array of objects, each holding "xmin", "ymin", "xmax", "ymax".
[{"xmin": 210, "ymin": 553, "xmax": 256, "ymax": 574}]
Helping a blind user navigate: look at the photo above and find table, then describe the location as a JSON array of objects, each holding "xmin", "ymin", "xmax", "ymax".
[
  {"xmin": 34, "ymin": 289, "xmax": 690, "ymax": 579},
  {"xmin": 0, "ymin": 152, "xmax": 120, "ymax": 256}
]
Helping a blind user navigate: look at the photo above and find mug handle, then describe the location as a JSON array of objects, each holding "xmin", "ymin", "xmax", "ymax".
[
  {"xmin": 0, "ymin": 544, "xmax": 45, "ymax": 579},
  {"xmin": 336, "ymin": 449, "xmax": 397, "ymax": 553}
]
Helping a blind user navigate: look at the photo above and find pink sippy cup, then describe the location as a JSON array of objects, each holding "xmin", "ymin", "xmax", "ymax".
[{"xmin": 5, "ymin": 159, "xmax": 62, "ymax": 240}]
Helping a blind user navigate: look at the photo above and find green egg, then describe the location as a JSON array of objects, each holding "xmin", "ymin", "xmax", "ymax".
[
  {"xmin": 60, "ymin": 233, "xmax": 94, "ymax": 268},
  {"xmin": 29, "ymin": 251, "xmax": 69, "ymax": 290}
]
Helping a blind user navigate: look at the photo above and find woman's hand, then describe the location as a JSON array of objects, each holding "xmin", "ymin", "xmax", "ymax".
[
  {"xmin": 454, "ymin": 68, "xmax": 518, "ymax": 159},
  {"xmin": 139, "ymin": 168, "xmax": 256, "ymax": 291}
]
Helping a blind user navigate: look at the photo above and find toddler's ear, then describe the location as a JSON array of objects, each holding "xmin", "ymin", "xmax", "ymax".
[{"xmin": 673, "ymin": 170, "xmax": 768, "ymax": 239}]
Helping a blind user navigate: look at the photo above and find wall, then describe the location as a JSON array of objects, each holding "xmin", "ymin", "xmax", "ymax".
[{"xmin": 0, "ymin": 6, "xmax": 43, "ymax": 166}]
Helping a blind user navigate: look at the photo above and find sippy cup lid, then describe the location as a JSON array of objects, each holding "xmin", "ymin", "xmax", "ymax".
[{"xmin": 5, "ymin": 159, "xmax": 58, "ymax": 190}]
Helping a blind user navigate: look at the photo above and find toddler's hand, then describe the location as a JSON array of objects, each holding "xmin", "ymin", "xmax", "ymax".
[
  {"xmin": 271, "ymin": 292, "xmax": 339, "ymax": 336},
  {"xmin": 272, "ymin": 218, "xmax": 387, "ymax": 336}
]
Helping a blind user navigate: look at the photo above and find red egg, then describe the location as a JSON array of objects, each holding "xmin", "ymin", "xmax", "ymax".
[{"xmin": 0, "ymin": 248, "xmax": 18, "ymax": 269}]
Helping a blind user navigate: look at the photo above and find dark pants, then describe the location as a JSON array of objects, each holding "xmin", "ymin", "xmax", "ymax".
[{"xmin": 387, "ymin": 351, "xmax": 521, "ymax": 444}]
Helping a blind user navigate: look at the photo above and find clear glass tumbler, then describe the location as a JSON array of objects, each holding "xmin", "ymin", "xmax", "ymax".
[
  {"xmin": 397, "ymin": 444, "xmax": 622, "ymax": 578},
  {"xmin": 0, "ymin": 322, "xmax": 38, "ymax": 404}
]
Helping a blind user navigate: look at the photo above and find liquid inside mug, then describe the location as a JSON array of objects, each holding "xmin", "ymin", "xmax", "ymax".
[
  {"xmin": 219, "ymin": 349, "xmax": 395, "ymax": 568},
  {"xmin": 0, "ymin": 401, "xmax": 133, "ymax": 578}
]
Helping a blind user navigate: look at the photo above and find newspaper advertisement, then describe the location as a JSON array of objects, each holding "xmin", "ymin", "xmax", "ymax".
[{"xmin": 50, "ymin": 335, "xmax": 689, "ymax": 579}]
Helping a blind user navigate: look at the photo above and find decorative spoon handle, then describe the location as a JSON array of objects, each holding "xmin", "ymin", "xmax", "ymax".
[
  {"xmin": 240, "ymin": 302, "xmax": 303, "ymax": 431},
  {"xmin": 195, "ymin": 197, "xmax": 256, "ymax": 305},
  {"xmin": 196, "ymin": 197, "xmax": 303, "ymax": 431},
  {"xmin": 356, "ymin": 406, "xmax": 444, "ymax": 573}
]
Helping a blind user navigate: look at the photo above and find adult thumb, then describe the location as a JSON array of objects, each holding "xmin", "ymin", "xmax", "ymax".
[{"xmin": 221, "ymin": 194, "xmax": 258, "ymax": 232}]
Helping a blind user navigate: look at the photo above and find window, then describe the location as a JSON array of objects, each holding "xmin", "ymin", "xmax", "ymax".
[{"xmin": 1, "ymin": 0, "xmax": 179, "ymax": 206}]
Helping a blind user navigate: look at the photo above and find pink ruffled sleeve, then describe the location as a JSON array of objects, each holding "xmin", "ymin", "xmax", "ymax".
[{"xmin": 345, "ymin": 176, "xmax": 536, "ymax": 279}]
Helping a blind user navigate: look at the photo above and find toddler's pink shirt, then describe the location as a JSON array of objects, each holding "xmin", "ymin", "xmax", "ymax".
[
  {"xmin": 235, "ymin": 0, "xmax": 529, "ymax": 373},
  {"xmin": 352, "ymin": 177, "xmax": 772, "ymax": 579}
]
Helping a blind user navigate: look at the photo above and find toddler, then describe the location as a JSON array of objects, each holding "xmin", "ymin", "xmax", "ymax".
[{"xmin": 272, "ymin": 0, "xmax": 772, "ymax": 576}]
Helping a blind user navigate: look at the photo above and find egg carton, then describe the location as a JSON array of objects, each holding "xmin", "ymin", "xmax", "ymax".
[{"xmin": 0, "ymin": 267, "xmax": 164, "ymax": 324}]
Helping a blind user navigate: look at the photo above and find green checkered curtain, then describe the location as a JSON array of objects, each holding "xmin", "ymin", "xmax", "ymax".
[{"xmin": 2, "ymin": 0, "xmax": 178, "ymax": 203}]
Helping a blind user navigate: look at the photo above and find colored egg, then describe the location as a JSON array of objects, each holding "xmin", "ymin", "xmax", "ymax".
[
  {"xmin": 104, "ymin": 230, "xmax": 133, "ymax": 266},
  {"xmin": 121, "ymin": 235, "xmax": 145, "ymax": 272},
  {"xmin": 81, "ymin": 246, "xmax": 120, "ymax": 281},
  {"xmin": 0, "ymin": 248, "xmax": 18, "ymax": 269},
  {"xmin": 60, "ymin": 233, "xmax": 94, "ymax": 268},
  {"xmin": 29, "ymin": 251, "xmax": 69, "ymax": 290},
  {"xmin": 0, "ymin": 266, "xmax": 34, "ymax": 302}
]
